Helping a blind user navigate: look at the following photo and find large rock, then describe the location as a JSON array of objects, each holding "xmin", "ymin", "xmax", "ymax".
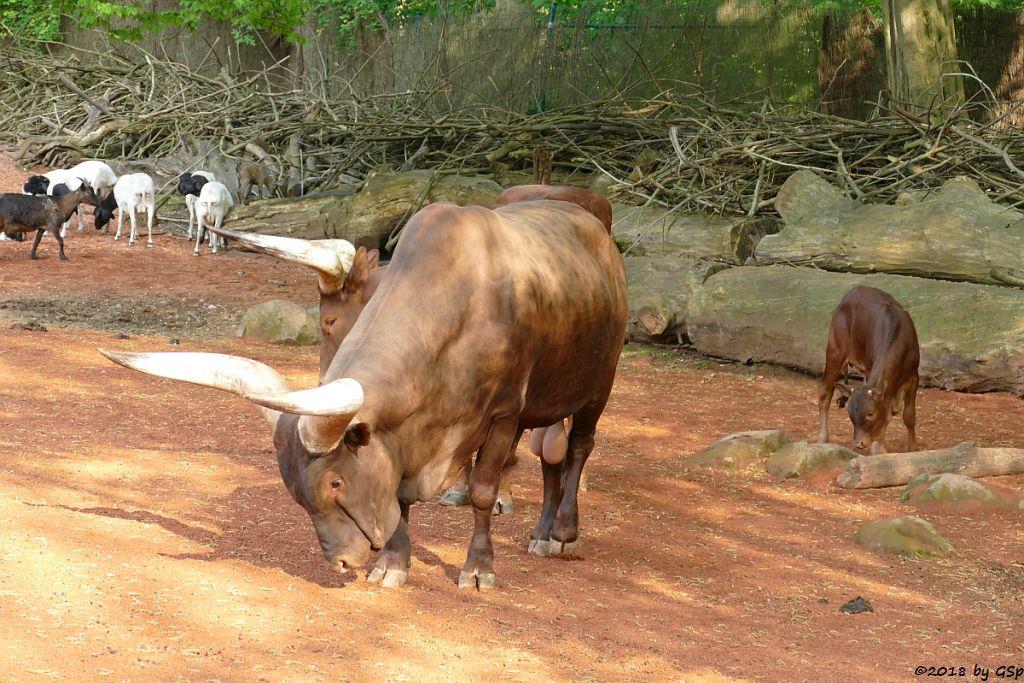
[
  {"xmin": 900, "ymin": 473, "xmax": 1015, "ymax": 507},
  {"xmin": 755, "ymin": 170, "xmax": 1024, "ymax": 288},
  {"xmin": 613, "ymin": 204, "xmax": 778, "ymax": 263},
  {"xmin": 236, "ymin": 300, "xmax": 320, "ymax": 345},
  {"xmin": 765, "ymin": 441, "xmax": 858, "ymax": 479},
  {"xmin": 688, "ymin": 266, "xmax": 1024, "ymax": 394},
  {"xmin": 854, "ymin": 516, "xmax": 954, "ymax": 558},
  {"xmin": 682, "ymin": 430, "xmax": 788, "ymax": 470},
  {"xmin": 624, "ymin": 256, "xmax": 727, "ymax": 342},
  {"xmin": 224, "ymin": 171, "xmax": 503, "ymax": 250}
]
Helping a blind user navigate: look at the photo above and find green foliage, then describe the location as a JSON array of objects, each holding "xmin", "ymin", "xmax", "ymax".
[
  {"xmin": 2, "ymin": 0, "xmax": 1024, "ymax": 46},
  {"xmin": 0, "ymin": 0, "xmax": 62, "ymax": 42}
]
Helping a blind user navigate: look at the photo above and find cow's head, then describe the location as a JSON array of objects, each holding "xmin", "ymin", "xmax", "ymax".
[
  {"xmin": 98, "ymin": 349, "xmax": 402, "ymax": 572},
  {"xmin": 203, "ymin": 226, "xmax": 382, "ymax": 376},
  {"xmin": 836, "ymin": 383, "xmax": 890, "ymax": 450}
]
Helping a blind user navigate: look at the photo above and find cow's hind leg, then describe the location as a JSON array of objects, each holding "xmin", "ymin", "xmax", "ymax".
[
  {"xmin": 529, "ymin": 457, "xmax": 564, "ymax": 556},
  {"xmin": 459, "ymin": 417, "xmax": 521, "ymax": 590},
  {"xmin": 549, "ymin": 413, "xmax": 600, "ymax": 555},
  {"xmin": 366, "ymin": 500, "xmax": 412, "ymax": 588},
  {"xmin": 439, "ymin": 463, "xmax": 471, "ymax": 506}
]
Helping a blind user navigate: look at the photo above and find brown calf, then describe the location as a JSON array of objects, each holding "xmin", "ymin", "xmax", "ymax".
[{"xmin": 817, "ymin": 285, "xmax": 920, "ymax": 454}]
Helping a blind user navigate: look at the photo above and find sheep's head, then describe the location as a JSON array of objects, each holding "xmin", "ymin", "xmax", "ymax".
[
  {"xmin": 94, "ymin": 205, "xmax": 115, "ymax": 230},
  {"xmin": 177, "ymin": 172, "xmax": 208, "ymax": 196},
  {"xmin": 23, "ymin": 175, "xmax": 49, "ymax": 195},
  {"xmin": 75, "ymin": 180, "xmax": 101, "ymax": 207}
]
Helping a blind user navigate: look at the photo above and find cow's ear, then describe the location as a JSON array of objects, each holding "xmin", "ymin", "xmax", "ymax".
[
  {"xmin": 343, "ymin": 422, "xmax": 371, "ymax": 449},
  {"xmin": 366, "ymin": 249, "xmax": 380, "ymax": 270},
  {"xmin": 344, "ymin": 247, "xmax": 372, "ymax": 294}
]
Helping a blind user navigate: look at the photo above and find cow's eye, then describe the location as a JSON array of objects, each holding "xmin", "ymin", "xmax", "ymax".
[
  {"xmin": 324, "ymin": 317, "xmax": 338, "ymax": 329},
  {"xmin": 331, "ymin": 479, "xmax": 342, "ymax": 490},
  {"xmin": 866, "ymin": 412, "xmax": 876, "ymax": 419}
]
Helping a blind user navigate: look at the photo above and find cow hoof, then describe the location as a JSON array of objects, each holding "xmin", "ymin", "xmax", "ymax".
[
  {"xmin": 439, "ymin": 486, "xmax": 470, "ymax": 507},
  {"xmin": 367, "ymin": 566, "xmax": 408, "ymax": 588},
  {"xmin": 528, "ymin": 539, "xmax": 552, "ymax": 556},
  {"xmin": 458, "ymin": 569, "xmax": 496, "ymax": 590},
  {"xmin": 549, "ymin": 539, "xmax": 578, "ymax": 555},
  {"xmin": 492, "ymin": 496, "xmax": 514, "ymax": 515}
]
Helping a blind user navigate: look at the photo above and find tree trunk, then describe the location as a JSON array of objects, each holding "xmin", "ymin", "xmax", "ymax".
[
  {"xmin": 882, "ymin": 0, "xmax": 964, "ymax": 113},
  {"xmin": 818, "ymin": 10, "xmax": 885, "ymax": 119},
  {"xmin": 754, "ymin": 170, "xmax": 1024, "ymax": 288},
  {"xmin": 837, "ymin": 442, "xmax": 1024, "ymax": 488}
]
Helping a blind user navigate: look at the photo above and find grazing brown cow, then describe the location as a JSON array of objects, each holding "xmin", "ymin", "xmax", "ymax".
[
  {"xmin": 817, "ymin": 285, "xmax": 920, "ymax": 454},
  {"xmin": 102, "ymin": 196, "xmax": 626, "ymax": 590},
  {"xmin": 209, "ymin": 185, "xmax": 611, "ymax": 519}
]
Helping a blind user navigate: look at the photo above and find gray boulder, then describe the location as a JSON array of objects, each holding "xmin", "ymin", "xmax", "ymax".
[
  {"xmin": 682, "ymin": 430, "xmax": 788, "ymax": 471},
  {"xmin": 765, "ymin": 441, "xmax": 858, "ymax": 479},
  {"xmin": 900, "ymin": 473, "xmax": 1014, "ymax": 507},
  {"xmin": 237, "ymin": 300, "xmax": 320, "ymax": 345},
  {"xmin": 854, "ymin": 516, "xmax": 954, "ymax": 558}
]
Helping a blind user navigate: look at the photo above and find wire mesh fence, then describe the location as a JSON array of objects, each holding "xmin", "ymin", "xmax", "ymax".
[{"xmin": 308, "ymin": 0, "xmax": 1024, "ymax": 122}]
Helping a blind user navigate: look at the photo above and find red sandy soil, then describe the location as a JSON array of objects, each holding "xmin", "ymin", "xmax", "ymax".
[{"xmin": 0, "ymin": 157, "xmax": 1022, "ymax": 682}]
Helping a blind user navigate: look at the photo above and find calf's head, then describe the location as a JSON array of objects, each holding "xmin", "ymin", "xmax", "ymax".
[
  {"xmin": 98, "ymin": 347, "xmax": 402, "ymax": 573},
  {"xmin": 837, "ymin": 384, "xmax": 889, "ymax": 449}
]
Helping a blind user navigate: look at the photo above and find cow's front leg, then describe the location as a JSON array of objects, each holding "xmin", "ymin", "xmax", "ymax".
[
  {"xmin": 366, "ymin": 500, "xmax": 411, "ymax": 588},
  {"xmin": 459, "ymin": 418, "xmax": 521, "ymax": 590}
]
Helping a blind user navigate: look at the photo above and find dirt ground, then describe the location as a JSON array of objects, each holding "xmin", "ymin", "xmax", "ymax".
[{"xmin": 1, "ymin": 158, "xmax": 1022, "ymax": 682}]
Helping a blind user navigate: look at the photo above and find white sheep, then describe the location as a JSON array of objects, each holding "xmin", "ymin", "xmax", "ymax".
[
  {"xmin": 66, "ymin": 161, "xmax": 117, "ymax": 231},
  {"xmin": 106, "ymin": 173, "xmax": 156, "ymax": 247},
  {"xmin": 179, "ymin": 171, "xmax": 217, "ymax": 240},
  {"xmin": 194, "ymin": 181, "xmax": 233, "ymax": 256}
]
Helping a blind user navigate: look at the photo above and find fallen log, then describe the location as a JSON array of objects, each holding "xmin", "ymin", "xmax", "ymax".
[
  {"xmin": 224, "ymin": 170, "xmax": 502, "ymax": 249},
  {"xmin": 837, "ymin": 442, "xmax": 1024, "ymax": 489},
  {"xmin": 687, "ymin": 266, "xmax": 1024, "ymax": 395},
  {"xmin": 624, "ymin": 256, "xmax": 727, "ymax": 342},
  {"xmin": 613, "ymin": 204, "xmax": 778, "ymax": 263},
  {"xmin": 754, "ymin": 171, "xmax": 1024, "ymax": 288}
]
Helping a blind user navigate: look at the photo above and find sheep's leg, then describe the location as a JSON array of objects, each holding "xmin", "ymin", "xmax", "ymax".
[
  {"xmin": 186, "ymin": 202, "xmax": 194, "ymax": 240},
  {"xmin": 193, "ymin": 213, "xmax": 205, "ymax": 256},
  {"xmin": 77, "ymin": 206, "xmax": 84, "ymax": 231},
  {"xmin": 114, "ymin": 208, "xmax": 124, "ymax": 241},
  {"xmin": 211, "ymin": 213, "xmax": 220, "ymax": 254},
  {"xmin": 128, "ymin": 209, "xmax": 138, "ymax": 246},
  {"xmin": 29, "ymin": 229, "xmax": 44, "ymax": 259},
  {"xmin": 146, "ymin": 204, "xmax": 154, "ymax": 247}
]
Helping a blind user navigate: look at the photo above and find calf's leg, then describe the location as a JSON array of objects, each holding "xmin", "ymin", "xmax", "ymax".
[
  {"xmin": 459, "ymin": 418, "xmax": 521, "ymax": 590},
  {"xmin": 818, "ymin": 347, "xmax": 846, "ymax": 444}
]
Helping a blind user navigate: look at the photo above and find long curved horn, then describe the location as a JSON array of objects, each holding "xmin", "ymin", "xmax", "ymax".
[
  {"xmin": 99, "ymin": 349, "xmax": 291, "ymax": 429},
  {"xmin": 246, "ymin": 379, "xmax": 364, "ymax": 453},
  {"xmin": 98, "ymin": 349, "xmax": 363, "ymax": 453},
  {"xmin": 206, "ymin": 226, "xmax": 355, "ymax": 294}
]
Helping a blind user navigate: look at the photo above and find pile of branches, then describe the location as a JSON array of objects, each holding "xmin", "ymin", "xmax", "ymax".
[{"xmin": 2, "ymin": 39, "xmax": 1024, "ymax": 216}]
